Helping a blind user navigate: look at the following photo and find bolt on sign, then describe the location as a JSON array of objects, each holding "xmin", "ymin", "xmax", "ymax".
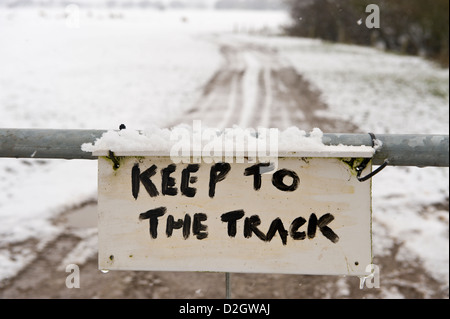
[{"xmin": 95, "ymin": 149, "xmax": 374, "ymax": 276}]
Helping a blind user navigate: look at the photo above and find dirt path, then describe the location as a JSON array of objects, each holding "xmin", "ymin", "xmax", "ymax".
[
  {"xmin": 0, "ymin": 37, "xmax": 447, "ymax": 299},
  {"xmin": 177, "ymin": 39, "xmax": 358, "ymax": 132}
]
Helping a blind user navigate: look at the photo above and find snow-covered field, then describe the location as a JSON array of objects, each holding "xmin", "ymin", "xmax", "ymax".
[
  {"xmin": 0, "ymin": 7, "xmax": 288, "ymax": 281},
  {"xmin": 0, "ymin": 8, "xmax": 448, "ymax": 297}
]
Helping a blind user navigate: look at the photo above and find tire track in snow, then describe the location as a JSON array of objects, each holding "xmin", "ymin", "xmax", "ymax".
[{"xmin": 175, "ymin": 39, "xmax": 358, "ymax": 133}]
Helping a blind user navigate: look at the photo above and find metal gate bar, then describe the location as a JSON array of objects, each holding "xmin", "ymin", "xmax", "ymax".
[{"xmin": 0, "ymin": 129, "xmax": 448, "ymax": 167}]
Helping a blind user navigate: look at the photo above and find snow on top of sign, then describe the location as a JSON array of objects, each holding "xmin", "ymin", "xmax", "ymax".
[{"xmin": 81, "ymin": 125, "xmax": 375, "ymax": 158}]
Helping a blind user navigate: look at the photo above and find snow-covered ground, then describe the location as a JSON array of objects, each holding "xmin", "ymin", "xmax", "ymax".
[
  {"xmin": 0, "ymin": 7, "xmax": 288, "ymax": 281},
  {"xmin": 0, "ymin": 8, "xmax": 448, "ymax": 296}
]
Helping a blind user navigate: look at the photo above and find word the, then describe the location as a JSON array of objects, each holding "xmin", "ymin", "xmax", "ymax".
[{"xmin": 139, "ymin": 207, "xmax": 339, "ymax": 245}]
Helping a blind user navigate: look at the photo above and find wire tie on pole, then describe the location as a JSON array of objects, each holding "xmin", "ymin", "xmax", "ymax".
[
  {"xmin": 105, "ymin": 125, "xmax": 126, "ymax": 169},
  {"xmin": 108, "ymin": 150, "xmax": 120, "ymax": 169},
  {"xmin": 356, "ymin": 133, "xmax": 389, "ymax": 182}
]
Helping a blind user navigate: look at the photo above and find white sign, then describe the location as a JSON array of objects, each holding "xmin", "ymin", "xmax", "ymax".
[{"xmin": 97, "ymin": 153, "xmax": 373, "ymax": 276}]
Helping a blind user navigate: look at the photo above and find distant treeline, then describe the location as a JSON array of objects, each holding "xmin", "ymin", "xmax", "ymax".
[{"xmin": 285, "ymin": 0, "xmax": 449, "ymax": 67}]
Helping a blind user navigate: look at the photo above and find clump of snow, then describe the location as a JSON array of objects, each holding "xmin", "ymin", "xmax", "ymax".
[
  {"xmin": 81, "ymin": 126, "xmax": 174, "ymax": 154},
  {"xmin": 277, "ymin": 127, "xmax": 374, "ymax": 155},
  {"xmin": 81, "ymin": 125, "xmax": 375, "ymax": 157}
]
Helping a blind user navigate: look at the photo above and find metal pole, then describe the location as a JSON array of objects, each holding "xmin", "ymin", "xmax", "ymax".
[
  {"xmin": 225, "ymin": 272, "xmax": 231, "ymax": 299},
  {"xmin": 0, "ymin": 128, "xmax": 105, "ymax": 160},
  {"xmin": 321, "ymin": 133, "xmax": 449, "ymax": 167},
  {"xmin": 0, "ymin": 129, "xmax": 448, "ymax": 167}
]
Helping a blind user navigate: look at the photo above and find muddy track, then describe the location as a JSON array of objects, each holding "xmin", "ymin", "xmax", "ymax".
[
  {"xmin": 0, "ymin": 37, "xmax": 447, "ymax": 299},
  {"xmin": 177, "ymin": 40, "xmax": 358, "ymax": 132}
]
